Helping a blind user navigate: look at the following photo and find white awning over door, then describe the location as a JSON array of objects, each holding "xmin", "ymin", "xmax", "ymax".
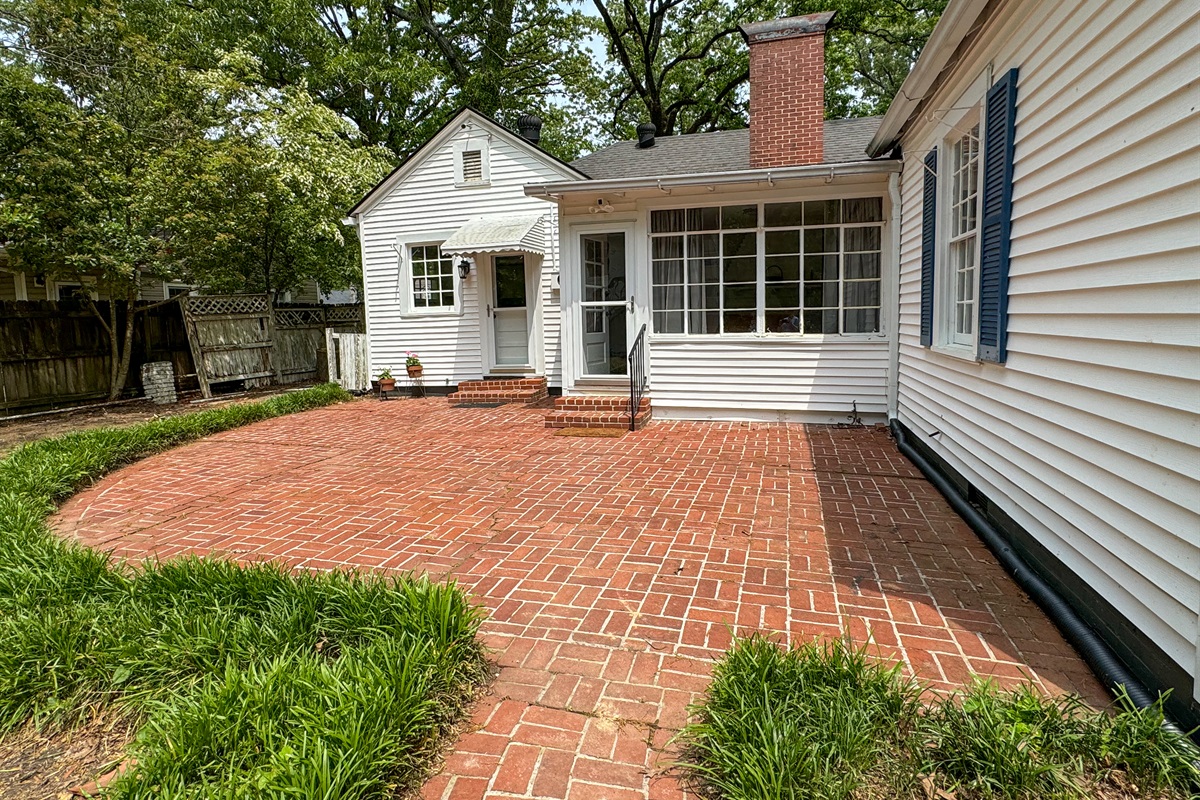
[{"xmin": 440, "ymin": 213, "xmax": 545, "ymax": 256}]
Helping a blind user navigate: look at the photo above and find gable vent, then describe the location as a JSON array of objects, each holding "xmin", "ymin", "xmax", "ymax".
[{"xmin": 461, "ymin": 149, "xmax": 484, "ymax": 182}]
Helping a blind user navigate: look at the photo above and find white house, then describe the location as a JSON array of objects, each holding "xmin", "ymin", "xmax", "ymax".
[
  {"xmin": 529, "ymin": 15, "xmax": 895, "ymax": 426},
  {"xmin": 344, "ymin": 109, "xmax": 586, "ymax": 403},
  {"xmin": 866, "ymin": 0, "xmax": 1199, "ymax": 732},
  {"xmin": 348, "ymin": 0, "xmax": 1198, "ymax": 731}
]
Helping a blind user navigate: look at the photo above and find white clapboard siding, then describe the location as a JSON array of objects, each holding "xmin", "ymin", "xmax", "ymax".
[
  {"xmin": 896, "ymin": 0, "xmax": 1200, "ymax": 688},
  {"xmin": 649, "ymin": 339, "xmax": 890, "ymax": 422},
  {"xmin": 359, "ymin": 117, "xmax": 572, "ymax": 388}
]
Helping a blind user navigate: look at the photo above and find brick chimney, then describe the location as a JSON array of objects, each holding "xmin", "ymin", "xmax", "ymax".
[{"xmin": 740, "ymin": 12, "xmax": 835, "ymax": 169}]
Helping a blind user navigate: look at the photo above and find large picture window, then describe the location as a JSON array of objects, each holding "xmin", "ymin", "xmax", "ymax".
[
  {"xmin": 410, "ymin": 245, "xmax": 455, "ymax": 309},
  {"xmin": 650, "ymin": 198, "xmax": 883, "ymax": 336}
]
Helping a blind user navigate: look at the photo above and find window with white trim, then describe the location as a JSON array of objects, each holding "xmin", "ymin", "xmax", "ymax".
[
  {"xmin": 946, "ymin": 120, "xmax": 981, "ymax": 346},
  {"xmin": 410, "ymin": 244, "xmax": 456, "ymax": 309},
  {"xmin": 649, "ymin": 198, "xmax": 883, "ymax": 336}
]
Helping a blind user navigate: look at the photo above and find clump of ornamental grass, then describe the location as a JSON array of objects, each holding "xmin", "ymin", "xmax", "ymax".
[
  {"xmin": 675, "ymin": 634, "xmax": 1199, "ymax": 800},
  {"xmin": 0, "ymin": 384, "xmax": 491, "ymax": 798}
]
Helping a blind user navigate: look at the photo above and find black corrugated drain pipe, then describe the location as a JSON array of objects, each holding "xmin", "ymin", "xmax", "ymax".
[{"xmin": 889, "ymin": 419, "xmax": 1198, "ymax": 752}]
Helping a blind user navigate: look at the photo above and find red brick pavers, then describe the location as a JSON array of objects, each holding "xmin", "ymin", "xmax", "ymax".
[{"xmin": 53, "ymin": 399, "xmax": 1108, "ymax": 799}]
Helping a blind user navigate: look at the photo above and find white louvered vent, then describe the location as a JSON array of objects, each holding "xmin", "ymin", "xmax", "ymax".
[{"xmin": 461, "ymin": 149, "xmax": 484, "ymax": 182}]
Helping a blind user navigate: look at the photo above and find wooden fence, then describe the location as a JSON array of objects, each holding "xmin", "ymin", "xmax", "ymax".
[
  {"xmin": 181, "ymin": 295, "xmax": 363, "ymax": 398},
  {"xmin": 0, "ymin": 300, "xmax": 193, "ymax": 415},
  {"xmin": 1, "ymin": 297, "xmax": 363, "ymax": 412}
]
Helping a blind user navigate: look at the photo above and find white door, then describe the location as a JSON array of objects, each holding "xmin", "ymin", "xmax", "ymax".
[
  {"xmin": 579, "ymin": 232, "xmax": 630, "ymax": 377},
  {"xmin": 492, "ymin": 254, "xmax": 530, "ymax": 367}
]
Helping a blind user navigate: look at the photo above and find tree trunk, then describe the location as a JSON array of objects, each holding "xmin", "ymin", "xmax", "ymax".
[
  {"xmin": 107, "ymin": 299, "xmax": 138, "ymax": 401},
  {"xmin": 107, "ymin": 299, "xmax": 121, "ymax": 396}
]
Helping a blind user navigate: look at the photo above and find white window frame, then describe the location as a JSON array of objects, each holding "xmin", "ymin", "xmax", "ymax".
[
  {"xmin": 940, "ymin": 114, "xmax": 982, "ymax": 352},
  {"xmin": 164, "ymin": 282, "xmax": 196, "ymax": 299},
  {"xmin": 453, "ymin": 138, "xmax": 491, "ymax": 188},
  {"xmin": 400, "ymin": 240, "xmax": 462, "ymax": 317},
  {"xmin": 647, "ymin": 198, "xmax": 886, "ymax": 338},
  {"xmin": 933, "ymin": 69, "xmax": 990, "ymax": 359}
]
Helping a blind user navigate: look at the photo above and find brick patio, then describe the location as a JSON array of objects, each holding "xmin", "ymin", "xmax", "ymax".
[{"xmin": 53, "ymin": 398, "xmax": 1108, "ymax": 799}]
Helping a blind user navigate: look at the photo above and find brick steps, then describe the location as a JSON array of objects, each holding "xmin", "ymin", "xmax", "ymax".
[
  {"xmin": 544, "ymin": 396, "xmax": 652, "ymax": 431},
  {"xmin": 449, "ymin": 377, "xmax": 548, "ymax": 406}
]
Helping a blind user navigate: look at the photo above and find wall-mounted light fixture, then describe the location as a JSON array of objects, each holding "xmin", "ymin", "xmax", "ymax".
[{"xmin": 457, "ymin": 259, "xmax": 472, "ymax": 278}]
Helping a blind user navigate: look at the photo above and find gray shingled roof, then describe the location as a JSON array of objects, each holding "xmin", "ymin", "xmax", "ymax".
[{"xmin": 571, "ymin": 117, "xmax": 884, "ymax": 180}]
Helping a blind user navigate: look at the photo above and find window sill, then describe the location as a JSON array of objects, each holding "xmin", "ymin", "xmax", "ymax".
[
  {"xmin": 400, "ymin": 307, "xmax": 461, "ymax": 320},
  {"xmin": 454, "ymin": 180, "xmax": 491, "ymax": 189},
  {"xmin": 649, "ymin": 333, "xmax": 889, "ymax": 345},
  {"xmin": 929, "ymin": 343, "xmax": 979, "ymax": 362}
]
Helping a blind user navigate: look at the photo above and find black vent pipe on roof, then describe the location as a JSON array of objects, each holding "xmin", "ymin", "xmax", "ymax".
[
  {"xmin": 889, "ymin": 418, "xmax": 1200, "ymax": 757},
  {"xmin": 637, "ymin": 122, "xmax": 656, "ymax": 148},
  {"xmin": 517, "ymin": 114, "xmax": 542, "ymax": 145}
]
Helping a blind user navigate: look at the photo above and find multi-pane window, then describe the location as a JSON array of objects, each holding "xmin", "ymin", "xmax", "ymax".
[
  {"xmin": 650, "ymin": 199, "xmax": 883, "ymax": 336},
  {"xmin": 410, "ymin": 245, "xmax": 455, "ymax": 309},
  {"xmin": 948, "ymin": 123, "xmax": 980, "ymax": 344}
]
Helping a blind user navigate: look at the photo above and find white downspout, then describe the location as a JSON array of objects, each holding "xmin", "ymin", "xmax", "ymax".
[{"xmin": 886, "ymin": 171, "xmax": 903, "ymax": 421}]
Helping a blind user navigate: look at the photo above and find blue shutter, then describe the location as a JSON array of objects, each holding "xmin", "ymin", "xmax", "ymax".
[
  {"xmin": 920, "ymin": 147, "xmax": 938, "ymax": 347},
  {"xmin": 978, "ymin": 68, "xmax": 1018, "ymax": 363}
]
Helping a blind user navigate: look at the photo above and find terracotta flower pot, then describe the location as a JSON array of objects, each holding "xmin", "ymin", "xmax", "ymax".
[
  {"xmin": 406, "ymin": 365, "xmax": 423, "ymax": 378},
  {"xmin": 379, "ymin": 378, "xmax": 396, "ymax": 392}
]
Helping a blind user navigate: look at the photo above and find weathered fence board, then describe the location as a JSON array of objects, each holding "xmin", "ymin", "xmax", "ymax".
[
  {"xmin": 0, "ymin": 300, "xmax": 193, "ymax": 415},
  {"xmin": 182, "ymin": 296, "xmax": 363, "ymax": 398},
  {"xmin": 326, "ymin": 330, "xmax": 370, "ymax": 391}
]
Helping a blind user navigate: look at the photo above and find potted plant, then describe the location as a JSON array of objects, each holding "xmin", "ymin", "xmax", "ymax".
[
  {"xmin": 405, "ymin": 351, "xmax": 423, "ymax": 378},
  {"xmin": 377, "ymin": 368, "xmax": 396, "ymax": 392}
]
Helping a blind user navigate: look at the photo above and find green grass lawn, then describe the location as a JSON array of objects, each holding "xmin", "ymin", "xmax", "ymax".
[
  {"xmin": 676, "ymin": 635, "xmax": 1198, "ymax": 800},
  {"xmin": 0, "ymin": 385, "xmax": 489, "ymax": 798}
]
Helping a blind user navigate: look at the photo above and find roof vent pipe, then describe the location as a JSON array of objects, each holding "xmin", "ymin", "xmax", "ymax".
[
  {"xmin": 637, "ymin": 122, "xmax": 657, "ymax": 148},
  {"xmin": 517, "ymin": 114, "xmax": 543, "ymax": 146}
]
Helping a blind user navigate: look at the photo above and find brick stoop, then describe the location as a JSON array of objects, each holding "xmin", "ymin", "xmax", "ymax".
[
  {"xmin": 543, "ymin": 395, "xmax": 652, "ymax": 430},
  {"xmin": 448, "ymin": 377, "xmax": 548, "ymax": 406}
]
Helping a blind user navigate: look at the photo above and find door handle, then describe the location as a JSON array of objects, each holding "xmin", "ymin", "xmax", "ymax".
[
  {"xmin": 626, "ymin": 296, "xmax": 634, "ymax": 312},
  {"xmin": 487, "ymin": 303, "xmax": 492, "ymax": 317}
]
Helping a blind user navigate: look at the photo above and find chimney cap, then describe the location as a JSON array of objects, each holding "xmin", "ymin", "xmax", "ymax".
[{"xmin": 739, "ymin": 11, "xmax": 836, "ymax": 44}]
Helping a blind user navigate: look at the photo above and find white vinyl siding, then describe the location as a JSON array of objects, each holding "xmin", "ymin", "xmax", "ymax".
[
  {"xmin": 360, "ymin": 118, "xmax": 570, "ymax": 388},
  {"xmin": 649, "ymin": 339, "xmax": 889, "ymax": 422},
  {"xmin": 896, "ymin": 0, "xmax": 1199, "ymax": 694}
]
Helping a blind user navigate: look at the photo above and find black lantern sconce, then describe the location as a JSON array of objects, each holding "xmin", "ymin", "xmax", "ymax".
[{"xmin": 457, "ymin": 259, "xmax": 472, "ymax": 279}]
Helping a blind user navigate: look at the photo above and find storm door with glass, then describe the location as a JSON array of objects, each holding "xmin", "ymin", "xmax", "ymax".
[
  {"xmin": 492, "ymin": 254, "xmax": 530, "ymax": 366},
  {"xmin": 578, "ymin": 232, "xmax": 629, "ymax": 376}
]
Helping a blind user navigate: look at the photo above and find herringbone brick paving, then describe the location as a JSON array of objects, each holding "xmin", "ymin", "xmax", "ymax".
[{"xmin": 53, "ymin": 398, "xmax": 1107, "ymax": 799}]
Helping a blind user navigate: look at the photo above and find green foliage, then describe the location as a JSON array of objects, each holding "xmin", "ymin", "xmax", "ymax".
[
  {"xmin": 0, "ymin": 384, "xmax": 491, "ymax": 797},
  {"xmin": 677, "ymin": 634, "xmax": 1199, "ymax": 800},
  {"xmin": 592, "ymin": 0, "xmax": 947, "ymax": 139},
  {"xmin": 677, "ymin": 635, "xmax": 923, "ymax": 800},
  {"xmin": 149, "ymin": 53, "xmax": 393, "ymax": 295}
]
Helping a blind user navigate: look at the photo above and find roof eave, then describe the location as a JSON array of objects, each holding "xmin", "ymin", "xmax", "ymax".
[
  {"xmin": 524, "ymin": 159, "xmax": 900, "ymax": 198},
  {"xmin": 866, "ymin": 0, "xmax": 993, "ymax": 158}
]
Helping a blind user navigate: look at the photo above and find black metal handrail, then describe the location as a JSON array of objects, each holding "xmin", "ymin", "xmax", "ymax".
[{"xmin": 627, "ymin": 323, "xmax": 648, "ymax": 431}]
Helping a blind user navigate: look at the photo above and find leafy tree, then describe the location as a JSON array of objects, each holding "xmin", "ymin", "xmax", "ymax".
[
  {"xmin": 163, "ymin": 0, "xmax": 603, "ymax": 159},
  {"xmin": 149, "ymin": 53, "xmax": 393, "ymax": 299},
  {"xmin": 591, "ymin": 0, "xmax": 946, "ymax": 139},
  {"xmin": 0, "ymin": 2, "xmax": 199, "ymax": 400}
]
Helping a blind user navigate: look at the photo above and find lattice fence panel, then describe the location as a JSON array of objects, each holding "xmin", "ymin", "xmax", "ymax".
[{"xmin": 184, "ymin": 294, "xmax": 270, "ymax": 317}]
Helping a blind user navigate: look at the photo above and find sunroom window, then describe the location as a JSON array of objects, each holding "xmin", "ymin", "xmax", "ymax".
[{"xmin": 649, "ymin": 198, "xmax": 883, "ymax": 336}]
